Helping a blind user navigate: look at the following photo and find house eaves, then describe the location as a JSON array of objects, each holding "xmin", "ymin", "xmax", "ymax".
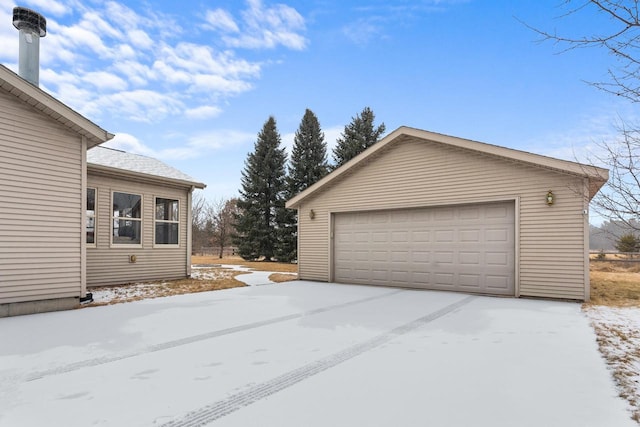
[
  {"xmin": 286, "ymin": 126, "xmax": 609, "ymax": 208},
  {"xmin": 0, "ymin": 64, "xmax": 113, "ymax": 147}
]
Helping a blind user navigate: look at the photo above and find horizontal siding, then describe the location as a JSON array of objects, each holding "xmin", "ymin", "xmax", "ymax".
[
  {"xmin": 0, "ymin": 91, "xmax": 83, "ymax": 304},
  {"xmin": 87, "ymin": 173, "xmax": 190, "ymax": 286},
  {"xmin": 297, "ymin": 138, "xmax": 588, "ymax": 299}
]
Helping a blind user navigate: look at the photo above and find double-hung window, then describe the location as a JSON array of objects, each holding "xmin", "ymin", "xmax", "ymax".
[
  {"xmin": 112, "ymin": 192, "xmax": 142, "ymax": 245},
  {"xmin": 155, "ymin": 198, "xmax": 179, "ymax": 245},
  {"xmin": 87, "ymin": 188, "xmax": 96, "ymax": 245}
]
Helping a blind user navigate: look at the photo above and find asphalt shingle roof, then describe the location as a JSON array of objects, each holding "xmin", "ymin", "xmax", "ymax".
[{"xmin": 87, "ymin": 146, "xmax": 204, "ymax": 187}]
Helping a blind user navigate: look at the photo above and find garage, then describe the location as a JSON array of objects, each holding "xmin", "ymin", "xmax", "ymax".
[
  {"xmin": 286, "ymin": 126, "xmax": 609, "ymax": 301},
  {"xmin": 333, "ymin": 202, "xmax": 515, "ymax": 295}
]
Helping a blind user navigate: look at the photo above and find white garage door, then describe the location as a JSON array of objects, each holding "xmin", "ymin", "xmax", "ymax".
[{"xmin": 333, "ymin": 202, "xmax": 515, "ymax": 295}]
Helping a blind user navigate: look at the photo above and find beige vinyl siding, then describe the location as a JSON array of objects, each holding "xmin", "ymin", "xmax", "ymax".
[
  {"xmin": 0, "ymin": 91, "xmax": 83, "ymax": 304},
  {"xmin": 86, "ymin": 172, "xmax": 190, "ymax": 286},
  {"xmin": 297, "ymin": 138, "xmax": 588, "ymax": 300}
]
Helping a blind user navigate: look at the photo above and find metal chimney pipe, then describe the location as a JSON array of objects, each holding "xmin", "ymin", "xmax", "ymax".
[{"xmin": 12, "ymin": 7, "xmax": 46, "ymax": 86}]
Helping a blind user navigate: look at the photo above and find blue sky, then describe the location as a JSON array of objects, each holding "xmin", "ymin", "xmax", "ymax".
[{"xmin": 0, "ymin": 0, "xmax": 631, "ymax": 203}]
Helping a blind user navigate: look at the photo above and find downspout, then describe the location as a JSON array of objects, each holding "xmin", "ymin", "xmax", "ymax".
[
  {"xmin": 186, "ymin": 186, "xmax": 194, "ymax": 277},
  {"xmin": 79, "ymin": 136, "xmax": 92, "ymax": 303},
  {"xmin": 583, "ymin": 177, "xmax": 591, "ymax": 302}
]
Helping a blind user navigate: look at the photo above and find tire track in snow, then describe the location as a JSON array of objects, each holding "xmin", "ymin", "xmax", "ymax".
[
  {"xmin": 22, "ymin": 289, "xmax": 404, "ymax": 382},
  {"xmin": 161, "ymin": 295, "xmax": 476, "ymax": 427}
]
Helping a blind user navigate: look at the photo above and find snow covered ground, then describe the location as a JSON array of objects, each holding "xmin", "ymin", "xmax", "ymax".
[
  {"xmin": 0, "ymin": 281, "xmax": 636, "ymax": 427},
  {"xmin": 584, "ymin": 306, "xmax": 640, "ymax": 423},
  {"xmin": 90, "ymin": 265, "xmax": 282, "ymax": 305}
]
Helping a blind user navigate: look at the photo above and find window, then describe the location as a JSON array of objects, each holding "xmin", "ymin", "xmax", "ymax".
[
  {"xmin": 155, "ymin": 198, "xmax": 179, "ymax": 245},
  {"xmin": 87, "ymin": 188, "xmax": 96, "ymax": 245},
  {"xmin": 112, "ymin": 192, "xmax": 142, "ymax": 245}
]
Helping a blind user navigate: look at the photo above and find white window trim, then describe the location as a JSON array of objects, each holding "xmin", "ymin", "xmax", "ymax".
[
  {"xmin": 87, "ymin": 187, "xmax": 97, "ymax": 248},
  {"xmin": 110, "ymin": 190, "xmax": 143, "ymax": 248},
  {"xmin": 154, "ymin": 196, "xmax": 180, "ymax": 248}
]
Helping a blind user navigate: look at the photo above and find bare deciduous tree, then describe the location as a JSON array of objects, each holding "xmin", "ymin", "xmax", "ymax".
[
  {"xmin": 528, "ymin": 1, "xmax": 640, "ymax": 227},
  {"xmin": 191, "ymin": 192, "xmax": 210, "ymax": 254},
  {"xmin": 210, "ymin": 198, "xmax": 239, "ymax": 258},
  {"xmin": 589, "ymin": 122, "xmax": 640, "ymax": 230},
  {"xmin": 527, "ymin": 0, "xmax": 640, "ymax": 102}
]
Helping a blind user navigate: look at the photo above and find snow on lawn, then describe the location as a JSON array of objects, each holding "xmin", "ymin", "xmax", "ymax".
[
  {"xmin": 584, "ymin": 306, "xmax": 640, "ymax": 423},
  {"xmin": 90, "ymin": 267, "xmax": 241, "ymax": 305},
  {"xmin": 88, "ymin": 265, "xmax": 290, "ymax": 306}
]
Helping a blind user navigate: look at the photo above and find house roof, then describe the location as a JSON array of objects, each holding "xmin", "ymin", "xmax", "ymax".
[
  {"xmin": 0, "ymin": 64, "xmax": 113, "ymax": 147},
  {"xmin": 287, "ymin": 126, "xmax": 609, "ymax": 208},
  {"xmin": 87, "ymin": 146, "xmax": 206, "ymax": 189}
]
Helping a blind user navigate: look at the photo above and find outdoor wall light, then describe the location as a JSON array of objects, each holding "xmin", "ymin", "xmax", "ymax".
[
  {"xmin": 546, "ymin": 190, "xmax": 554, "ymax": 206},
  {"xmin": 309, "ymin": 209, "xmax": 315, "ymax": 220}
]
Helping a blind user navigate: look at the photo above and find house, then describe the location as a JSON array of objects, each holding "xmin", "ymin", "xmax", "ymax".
[
  {"xmin": 87, "ymin": 147, "xmax": 204, "ymax": 286},
  {"xmin": 0, "ymin": 63, "xmax": 204, "ymax": 317},
  {"xmin": 287, "ymin": 126, "xmax": 608, "ymax": 301}
]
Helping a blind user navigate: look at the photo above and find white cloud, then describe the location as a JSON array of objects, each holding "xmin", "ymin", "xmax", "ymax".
[
  {"xmin": 0, "ymin": 0, "xmax": 304, "ymax": 127},
  {"xmin": 192, "ymin": 73, "xmax": 253, "ymax": 94},
  {"xmin": 342, "ymin": 18, "xmax": 383, "ymax": 46},
  {"xmin": 53, "ymin": 23, "xmax": 112, "ymax": 57},
  {"xmin": 184, "ymin": 105, "xmax": 222, "ymax": 120},
  {"xmin": 87, "ymin": 90, "xmax": 184, "ymax": 123},
  {"xmin": 324, "ymin": 125, "xmax": 343, "ymax": 155},
  {"xmin": 105, "ymin": 133, "xmax": 155, "ymax": 156},
  {"xmin": 112, "ymin": 60, "xmax": 154, "ymax": 86},
  {"xmin": 208, "ymin": 0, "xmax": 307, "ymax": 50},
  {"xmin": 187, "ymin": 129, "xmax": 255, "ymax": 151},
  {"xmin": 522, "ymin": 105, "xmax": 640, "ymax": 166},
  {"xmin": 82, "ymin": 71, "xmax": 128, "ymax": 91},
  {"xmin": 128, "ymin": 29, "xmax": 154, "ymax": 50},
  {"xmin": 204, "ymin": 9, "xmax": 239, "ymax": 33},
  {"xmin": 105, "ymin": 129, "xmax": 255, "ymax": 160},
  {"xmin": 23, "ymin": 0, "xmax": 69, "ymax": 17}
]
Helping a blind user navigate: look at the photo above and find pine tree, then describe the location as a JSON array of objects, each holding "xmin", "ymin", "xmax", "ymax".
[
  {"xmin": 289, "ymin": 109, "xmax": 329, "ymax": 194},
  {"xmin": 615, "ymin": 233, "xmax": 640, "ymax": 254},
  {"xmin": 332, "ymin": 106, "xmax": 386, "ymax": 168},
  {"xmin": 278, "ymin": 109, "xmax": 330, "ymax": 262},
  {"xmin": 234, "ymin": 117, "xmax": 288, "ymax": 261}
]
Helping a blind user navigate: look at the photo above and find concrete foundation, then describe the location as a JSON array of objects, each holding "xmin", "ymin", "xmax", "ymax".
[{"xmin": 0, "ymin": 297, "xmax": 78, "ymax": 317}]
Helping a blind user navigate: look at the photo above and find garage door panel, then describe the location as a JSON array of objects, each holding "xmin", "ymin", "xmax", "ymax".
[
  {"xmin": 459, "ymin": 274, "xmax": 481, "ymax": 287},
  {"xmin": 459, "ymin": 206, "xmax": 480, "ymax": 220},
  {"xmin": 412, "ymin": 231, "xmax": 430, "ymax": 242},
  {"xmin": 435, "ymin": 230, "xmax": 455, "ymax": 242},
  {"xmin": 486, "ymin": 275, "xmax": 510, "ymax": 290},
  {"xmin": 486, "ymin": 252, "xmax": 509, "ymax": 266},
  {"xmin": 411, "ymin": 251, "xmax": 430, "ymax": 263},
  {"xmin": 434, "ymin": 251, "xmax": 454, "ymax": 264},
  {"xmin": 459, "ymin": 229, "xmax": 480, "ymax": 242},
  {"xmin": 459, "ymin": 252, "xmax": 480, "ymax": 265},
  {"xmin": 334, "ymin": 202, "xmax": 515, "ymax": 295}
]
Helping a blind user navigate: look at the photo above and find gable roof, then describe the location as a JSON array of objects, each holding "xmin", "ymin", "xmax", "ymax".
[
  {"xmin": 287, "ymin": 126, "xmax": 609, "ymax": 208},
  {"xmin": 87, "ymin": 146, "xmax": 206, "ymax": 189},
  {"xmin": 0, "ymin": 64, "xmax": 113, "ymax": 147}
]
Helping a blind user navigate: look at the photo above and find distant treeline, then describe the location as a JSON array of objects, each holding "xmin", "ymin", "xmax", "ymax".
[{"xmin": 590, "ymin": 220, "xmax": 640, "ymax": 251}]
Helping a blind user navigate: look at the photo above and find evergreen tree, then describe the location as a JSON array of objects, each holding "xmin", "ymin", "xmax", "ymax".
[
  {"xmin": 234, "ymin": 117, "xmax": 288, "ymax": 261},
  {"xmin": 615, "ymin": 233, "xmax": 640, "ymax": 254},
  {"xmin": 289, "ymin": 109, "xmax": 329, "ymax": 194},
  {"xmin": 332, "ymin": 106, "xmax": 386, "ymax": 168},
  {"xmin": 278, "ymin": 109, "xmax": 330, "ymax": 262}
]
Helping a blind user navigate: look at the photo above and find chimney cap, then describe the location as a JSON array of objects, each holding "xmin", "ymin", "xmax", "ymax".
[{"xmin": 12, "ymin": 7, "xmax": 46, "ymax": 37}]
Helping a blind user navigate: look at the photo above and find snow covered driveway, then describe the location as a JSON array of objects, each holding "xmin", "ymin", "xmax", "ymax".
[{"xmin": 0, "ymin": 282, "xmax": 634, "ymax": 427}]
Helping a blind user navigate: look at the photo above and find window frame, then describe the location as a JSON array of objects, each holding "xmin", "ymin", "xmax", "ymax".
[
  {"xmin": 86, "ymin": 187, "xmax": 97, "ymax": 247},
  {"xmin": 154, "ymin": 196, "xmax": 180, "ymax": 247},
  {"xmin": 110, "ymin": 190, "xmax": 143, "ymax": 247}
]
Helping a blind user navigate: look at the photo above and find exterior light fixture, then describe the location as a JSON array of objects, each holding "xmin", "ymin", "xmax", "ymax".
[
  {"xmin": 546, "ymin": 190, "xmax": 554, "ymax": 206},
  {"xmin": 309, "ymin": 209, "xmax": 315, "ymax": 220}
]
